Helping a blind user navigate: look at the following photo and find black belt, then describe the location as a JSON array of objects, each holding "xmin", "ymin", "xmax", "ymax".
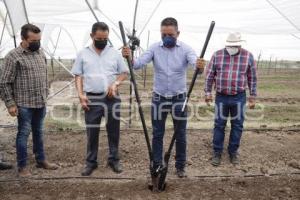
[{"xmin": 86, "ymin": 92, "xmax": 105, "ymax": 96}]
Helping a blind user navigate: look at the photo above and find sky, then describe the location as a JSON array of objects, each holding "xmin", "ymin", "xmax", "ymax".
[{"xmin": 0, "ymin": 0, "xmax": 300, "ymax": 60}]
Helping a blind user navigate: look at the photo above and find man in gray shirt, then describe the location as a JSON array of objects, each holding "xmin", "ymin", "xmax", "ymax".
[{"xmin": 72, "ymin": 22, "xmax": 128, "ymax": 176}]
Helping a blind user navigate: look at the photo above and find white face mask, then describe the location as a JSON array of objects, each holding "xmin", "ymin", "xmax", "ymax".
[{"xmin": 226, "ymin": 47, "xmax": 239, "ymax": 56}]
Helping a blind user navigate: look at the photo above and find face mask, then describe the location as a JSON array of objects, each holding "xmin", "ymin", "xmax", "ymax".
[
  {"xmin": 94, "ymin": 39, "xmax": 107, "ymax": 50},
  {"xmin": 28, "ymin": 41, "xmax": 40, "ymax": 52},
  {"xmin": 162, "ymin": 36, "xmax": 176, "ymax": 48},
  {"xmin": 226, "ymin": 46, "xmax": 239, "ymax": 56}
]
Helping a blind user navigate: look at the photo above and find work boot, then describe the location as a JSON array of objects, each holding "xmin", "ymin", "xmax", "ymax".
[
  {"xmin": 18, "ymin": 167, "xmax": 32, "ymax": 177},
  {"xmin": 176, "ymin": 168, "xmax": 187, "ymax": 178},
  {"xmin": 107, "ymin": 161, "xmax": 123, "ymax": 174},
  {"xmin": 0, "ymin": 161, "xmax": 13, "ymax": 170},
  {"xmin": 81, "ymin": 165, "xmax": 97, "ymax": 176},
  {"xmin": 36, "ymin": 160, "xmax": 58, "ymax": 170},
  {"xmin": 211, "ymin": 152, "xmax": 222, "ymax": 167},
  {"xmin": 229, "ymin": 153, "xmax": 239, "ymax": 165}
]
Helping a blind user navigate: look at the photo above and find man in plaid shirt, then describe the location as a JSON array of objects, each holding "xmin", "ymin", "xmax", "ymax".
[
  {"xmin": 0, "ymin": 24, "xmax": 58, "ymax": 177},
  {"xmin": 205, "ymin": 32, "xmax": 257, "ymax": 166}
]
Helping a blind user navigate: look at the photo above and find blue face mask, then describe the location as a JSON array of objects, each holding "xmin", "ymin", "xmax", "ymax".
[{"xmin": 162, "ymin": 36, "xmax": 176, "ymax": 48}]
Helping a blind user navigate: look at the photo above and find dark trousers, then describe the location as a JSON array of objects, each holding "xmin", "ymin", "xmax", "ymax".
[
  {"xmin": 213, "ymin": 92, "xmax": 246, "ymax": 155},
  {"xmin": 84, "ymin": 94, "xmax": 121, "ymax": 168},
  {"xmin": 16, "ymin": 106, "xmax": 46, "ymax": 168},
  {"xmin": 151, "ymin": 92, "xmax": 187, "ymax": 170}
]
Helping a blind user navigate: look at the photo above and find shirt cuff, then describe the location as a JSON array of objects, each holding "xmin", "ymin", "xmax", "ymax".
[{"xmin": 5, "ymin": 99, "xmax": 16, "ymax": 108}]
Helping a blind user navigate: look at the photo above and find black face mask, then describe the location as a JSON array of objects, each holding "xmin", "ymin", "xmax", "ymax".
[
  {"xmin": 94, "ymin": 39, "xmax": 107, "ymax": 50},
  {"xmin": 28, "ymin": 41, "xmax": 40, "ymax": 52}
]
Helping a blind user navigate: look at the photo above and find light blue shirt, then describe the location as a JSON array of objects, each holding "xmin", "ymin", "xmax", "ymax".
[
  {"xmin": 71, "ymin": 45, "xmax": 128, "ymax": 93},
  {"xmin": 134, "ymin": 41, "xmax": 197, "ymax": 97}
]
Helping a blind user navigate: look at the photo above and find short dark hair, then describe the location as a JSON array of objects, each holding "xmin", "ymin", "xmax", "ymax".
[
  {"xmin": 21, "ymin": 23, "xmax": 41, "ymax": 39},
  {"xmin": 91, "ymin": 22, "xmax": 109, "ymax": 34},
  {"xmin": 161, "ymin": 17, "xmax": 178, "ymax": 29}
]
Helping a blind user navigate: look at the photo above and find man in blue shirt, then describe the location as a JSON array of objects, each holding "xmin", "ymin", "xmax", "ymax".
[
  {"xmin": 122, "ymin": 17, "xmax": 205, "ymax": 178},
  {"xmin": 72, "ymin": 22, "xmax": 128, "ymax": 176}
]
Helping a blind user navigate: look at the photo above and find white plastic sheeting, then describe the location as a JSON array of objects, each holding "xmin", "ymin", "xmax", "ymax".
[
  {"xmin": 2, "ymin": 0, "xmax": 28, "ymax": 36},
  {"xmin": 0, "ymin": 0, "xmax": 299, "ymax": 60}
]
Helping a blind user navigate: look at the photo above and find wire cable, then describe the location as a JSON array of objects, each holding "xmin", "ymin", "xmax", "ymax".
[{"xmin": 265, "ymin": 0, "xmax": 300, "ymax": 32}]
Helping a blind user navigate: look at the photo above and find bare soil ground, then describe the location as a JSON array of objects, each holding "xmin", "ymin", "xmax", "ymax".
[
  {"xmin": 0, "ymin": 128, "xmax": 299, "ymax": 199},
  {"xmin": 1, "ymin": 176, "xmax": 299, "ymax": 200}
]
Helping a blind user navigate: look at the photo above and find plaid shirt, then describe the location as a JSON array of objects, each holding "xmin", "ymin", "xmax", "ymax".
[
  {"xmin": 0, "ymin": 45, "xmax": 48, "ymax": 108},
  {"xmin": 205, "ymin": 48, "xmax": 257, "ymax": 97}
]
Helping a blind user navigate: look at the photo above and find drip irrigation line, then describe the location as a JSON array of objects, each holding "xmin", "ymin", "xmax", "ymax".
[{"xmin": 0, "ymin": 171, "xmax": 298, "ymax": 183}]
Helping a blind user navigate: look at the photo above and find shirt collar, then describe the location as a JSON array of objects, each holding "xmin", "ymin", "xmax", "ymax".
[{"xmin": 159, "ymin": 40, "xmax": 181, "ymax": 47}]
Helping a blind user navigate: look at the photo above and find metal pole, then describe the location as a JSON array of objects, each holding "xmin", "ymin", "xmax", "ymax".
[
  {"xmin": 84, "ymin": 0, "xmax": 113, "ymax": 46},
  {"xmin": 0, "ymin": 12, "xmax": 8, "ymax": 46},
  {"xmin": 3, "ymin": 1, "xmax": 17, "ymax": 48},
  {"xmin": 257, "ymin": 52, "xmax": 262, "ymax": 71},
  {"xmin": 12, "ymin": 35, "xmax": 16, "ymax": 48},
  {"xmin": 119, "ymin": 20, "xmax": 153, "ymax": 164},
  {"xmin": 132, "ymin": 0, "xmax": 139, "ymax": 37},
  {"xmin": 43, "ymin": 48, "xmax": 74, "ymax": 77},
  {"xmin": 138, "ymin": 0, "xmax": 163, "ymax": 38},
  {"xmin": 51, "ymin": 58, "xmax": 55, "ymax": 80},
  {"xmin": 128, "ymin": 0, "xmax": 140, "ymax": 127},
  {"xmin": 268, "ymin": 56, "xmax": 272, "ymax": 74}
]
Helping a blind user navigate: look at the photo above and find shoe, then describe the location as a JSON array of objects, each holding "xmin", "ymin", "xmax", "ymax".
[
  {"xmin": 211, "ymin": 152, "xmax": 222, "ymax": 167},
  {"xmin": 81, "ymin": 166, "xmax": 97, "ymax": 176},
  {"xmin": 176, "ymin": 168, "xmax": 187, "ymax": 178},
  {"xmin": 0, "ymin": 161, "xmax": 13, "ymax": 170},
  {"xmin": 36, "ymin": 160, "xmax": 59, "ymax": 170},
  {"xmin": 18, "ymin": 167, "xmax": 32, "ymax": 177},
  {"xmin": 107, "ymin": 161, "xmax": 123, "ymax": 174},
  {"xmin": 229, "ymin": 153, "xmax": 239, "ymax": 165}
]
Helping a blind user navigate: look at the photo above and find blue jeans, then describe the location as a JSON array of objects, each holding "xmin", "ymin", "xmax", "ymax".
[
  {"xmin": 151, "ymin": 92, "xmax": 187, "ymax": 170},
  {"xmin": 16, "ymin": 106, "xmax": 46, "ymax": 168},
  {"xmin": 213, "ymin": 92, "xmax": 246, "ymax": 155}
]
